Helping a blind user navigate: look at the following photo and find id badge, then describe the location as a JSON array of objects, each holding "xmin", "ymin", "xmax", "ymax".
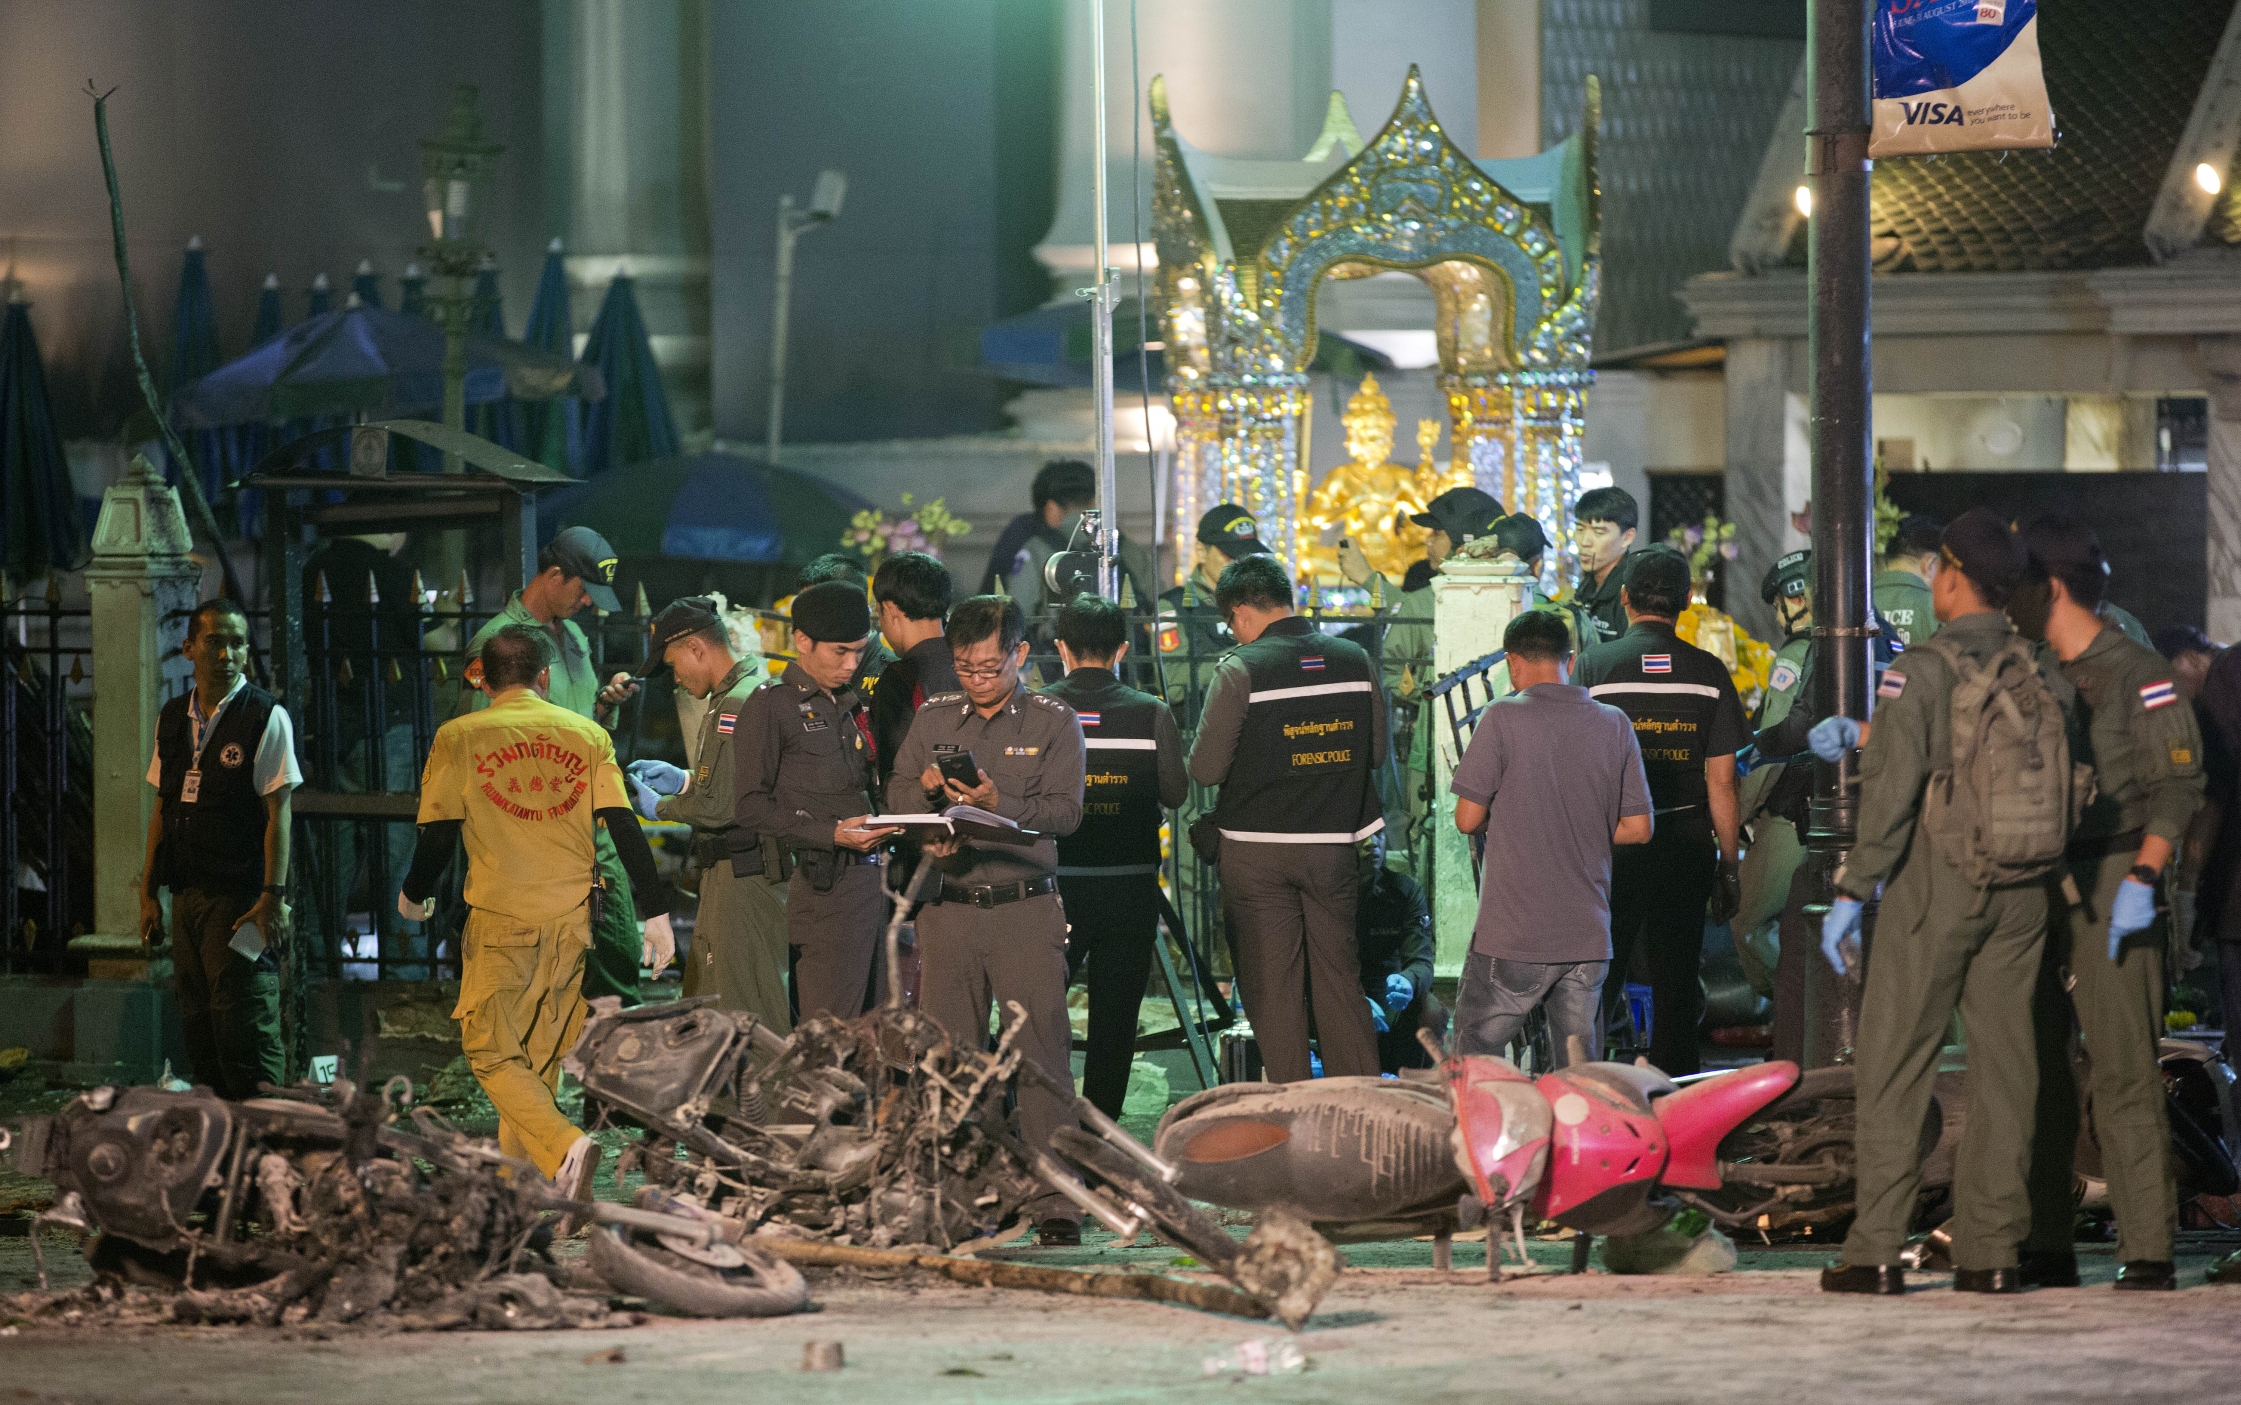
[{"xmin": 181, "ymin": 769, "xmax": 202, "ymax": 804}]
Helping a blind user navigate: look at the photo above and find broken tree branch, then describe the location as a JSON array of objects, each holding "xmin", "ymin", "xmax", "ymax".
[{"xmin": 756, "ymin": 1239, "xmax": 1271, "ymax": 1321}]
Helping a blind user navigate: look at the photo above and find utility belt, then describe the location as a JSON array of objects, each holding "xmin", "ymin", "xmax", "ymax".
[
  {"xmin": 791, "ymin": 844, "xmax": 882, "ymax": 895},
  {"xmin": 932, "ymin": 874, "xmax": 1057, "ymax": 909},
  {"xmin": 2065, "ymin": 826, "xmax": 2144, "ymax": 864}
]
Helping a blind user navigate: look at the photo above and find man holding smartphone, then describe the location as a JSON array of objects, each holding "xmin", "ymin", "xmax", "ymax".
[
  {"xmin": 887, "ymin": 595, "xmax": 1088, "ymax": 1245},
  {"xmin": 732, "ymin": 581, "xmax": 897, "ymax": 1020}
]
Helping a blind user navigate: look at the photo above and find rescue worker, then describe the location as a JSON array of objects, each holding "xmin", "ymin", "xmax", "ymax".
[
  {"xmin": 462, "ymin": 525, "xmax": 645, "ymax": 1006},
  {"xmin": 138, "ymin": 599, "xmax": 300, "ymax": 1100},
  {"xmin": 624, "ymin": 597, "xmax": 792, "ymax": 1031},
  {"xmin": 1575, "ymin": 548, "xmax": 1747, "ymax": 1075},
  {"xmin": 1039, "ymin": 592, "xmax": 1188, "ymax": 1119},
  {"xmin": 400, "ymin": 625, "xmax": 673, "ymax": 1213},
  {"xmin": 1351, "ymin": 829, "xmax": 1441, "ymax": 1073},
  {"xmin": 887, "ymin": 594, "xmax": 1087, "ymax": 1244},
  {"xmin": 1875, "ymin": 514, "xmax": 1942, "ymax": 649},
  {"xmin": 869, "ymin": 550, "xmax": 958, "ymax": 784},
  {"xmin": 1573, "ymin": 486, "xmax": 1643, "ymax": 647},
  {"xmin": 1188, "ymin": 553, "xmax": 1388, "ymax": 1084},
  {"xmin": 1158, "ymin": 503, "xmax": 1271, "ymax": 722},
  {"xmin": 732, "ymin": 581, "xmax": 896, "ymax": 1022},
  {"xmin": 1739, "ymin": 550, "xmax": 1816, "ymax": 1056},
  {"xmin": 2018, "ymin": 516, "xmax": 2204, "ymax": 1292},
  {"xmin": 1812, "ymin": 509, "xmax": 2073, "ymax": 1295}
]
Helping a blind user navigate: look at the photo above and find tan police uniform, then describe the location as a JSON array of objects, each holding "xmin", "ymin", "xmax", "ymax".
[{"xmin": 417, "ymin": 688, "xmax": 629, "ymax": 1177}]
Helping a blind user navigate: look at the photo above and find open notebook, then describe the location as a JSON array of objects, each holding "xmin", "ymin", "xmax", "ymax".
[{"xmin": 863, "ymin": 805, "xmax": 1041, "ymax": 847}]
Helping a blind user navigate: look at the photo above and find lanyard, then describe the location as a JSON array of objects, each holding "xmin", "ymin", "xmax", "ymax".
[{"xmin": 188, "ymin": 684, "xmax": 242, "ymax": 772}]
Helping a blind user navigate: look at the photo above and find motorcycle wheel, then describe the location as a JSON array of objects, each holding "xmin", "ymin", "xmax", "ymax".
[
  {"xmin": 1051, "ymin": 1127, "xmax": 1240, "ymax": 1271},
  {"xmin": 585, "ymin": 1225, "xmax": 809, "ymax": 1318}
]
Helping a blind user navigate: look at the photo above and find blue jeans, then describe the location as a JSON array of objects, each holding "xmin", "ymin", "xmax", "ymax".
[{"xmin": 1453, "ymin": 954, "xmax": 1608, "ymax": 1066}]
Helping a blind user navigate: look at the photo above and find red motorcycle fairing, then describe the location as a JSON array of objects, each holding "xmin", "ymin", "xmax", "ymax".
[
  {"xmin": 1532, "ymin": 1064, "xmax": 1670, "ymax": 1223},
  {"xmin": 1443, "ymin": 1056, "xmax": 1551, "ymax": 1215},
  {"xmin": 1654, "ymin": 1060, "xmax": 1802, "ymax": 1191}
]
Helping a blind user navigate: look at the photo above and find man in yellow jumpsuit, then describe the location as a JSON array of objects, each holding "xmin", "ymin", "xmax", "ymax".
[{"xmin": 400, "ymin": 625, "xmax": 675, "ymax": 1216}]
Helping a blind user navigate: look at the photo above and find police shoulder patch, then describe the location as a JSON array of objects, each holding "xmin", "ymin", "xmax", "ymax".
[
  {"xmin": 1877, "ymin": 669, "xmax": 1908, "ymax": 700},
  {"xmin": 1768, "ymin": 661, "xmax": 1799, "ymax": 693}
]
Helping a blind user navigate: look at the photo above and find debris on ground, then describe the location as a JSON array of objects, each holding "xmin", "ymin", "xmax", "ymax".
[{"xmin": 1202, "ymin": 1337, "xmax": 1307, "ymax": 1377}]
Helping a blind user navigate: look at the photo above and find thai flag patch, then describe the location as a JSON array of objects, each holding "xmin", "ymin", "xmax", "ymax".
[
  {"xmin": 2141, "ymin": 680, "xmax": 2178, "ymax": 711},
  {"xmin": 1077, "ymin": 711, "xmax": 1101, "ymax": 726},
  {"xmin": 716, "ymin": 712, "xmax": 737, "ymax": 734},
  {"xmin": 1879, "ymin": 671, "xmax": 1907, "ymax": 699},
  {"xmin": 1301, "ymin": 656, "xmax": 1326, "ymax": 672},
  {"xmin": 1642, "ymin": 655, "xmax": 1672, "ymax": 674}
]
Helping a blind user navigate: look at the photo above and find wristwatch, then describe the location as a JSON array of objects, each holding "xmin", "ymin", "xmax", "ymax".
[
  {"xmin": 2127, "ymin": 864, "xmax": 2160, "ymax": 887},
  {"xmin": 263, "ymin": 883, "xmax": 290, "ymax": 897}
]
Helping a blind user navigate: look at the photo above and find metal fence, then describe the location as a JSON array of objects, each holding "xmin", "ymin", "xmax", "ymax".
[{"xmin": 3, "ymin": 590, "xmax": 94, "ymax": 976}]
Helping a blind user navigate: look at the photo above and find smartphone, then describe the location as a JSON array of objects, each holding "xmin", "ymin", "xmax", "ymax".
[{"xmin": 937, "ymin": 749, "xmax": 983, "ymax": 790}]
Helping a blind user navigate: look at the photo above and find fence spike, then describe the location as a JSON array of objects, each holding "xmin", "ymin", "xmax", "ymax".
[
  {"xmin": 634, "ymin": 581, "xmax": 651, "ymax": 619},
  {"xmin": 366, "ymin": 569, "xmax": 381, "ymax": 606},
  {"xmin": 410, "ymin": 568, "xmax": 427, "ymax": 608},
  {"xmin": 315, "ymin": 570, "xmax": 331, "ymax": 604},
  {"xmin": 45, "ymin": 571, "xmax": 61, "ymax": 605},
  {"xmin": 388, "ymin": 657, "xmax": 405, "ymax": 683},
  {"xmin": 457, "ymin": 569, "xmax": 473, "ymax": 609},
  {"xmin": 70, "ymin": 653, "xmax": 85, "ymax": 684},
  {"xmin": 337, "ymin": 656, "xmax": 354, "ymax": 687}
]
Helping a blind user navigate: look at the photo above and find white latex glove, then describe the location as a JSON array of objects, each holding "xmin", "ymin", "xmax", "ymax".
[
  {"xmin": 398, "ymin": 891, "xmax": 433, "ymax": 922},
  {"xmin": 641, "ymin": 913, "xmax": 675, "ymax": 978}
]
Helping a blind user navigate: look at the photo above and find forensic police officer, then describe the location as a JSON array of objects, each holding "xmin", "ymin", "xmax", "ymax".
[
  {"xmin": 1812, "ymin": 509, "xmax": 2076, "ymax": 1295},
  {"xmin": 2018, "ymin": 516, "xmax": 2205, "ymax": 1292},
  {"xmin": 463, "ymin": 525, "xmax": 645, "ymax": 1006},
  {"xmin": 733, "ymin": 581, "xmax": 896, "ymax": 1022},
  {"xmin": 1575, "ymin": 548, "xmax": 1748, "ymax": 1075},
  {"xmin": 139, "ymin": 599, "xmax": 301, "ymax": 1100},
  {"xmin": 1188, "ymin": 553, "xmax": 1388, "ymax": 1083},
  {"xmin": 625, "ymin": 597, "xmax": 792, "ymax": 1032},
  {"xmin": 888, "ymin": 594, "xmax": 1088, "ymax": 1244},
  {"xmin": 1039, "ymin": 592, "xmax": 1188, "ymax": 1119},
  {"xmin": 1875, "ymin": 515, "xmax": 1943, "ymax": 650},
  {"xmin": 1158, "ymin": 504, "xmax": 1271, "ymax": 721}
]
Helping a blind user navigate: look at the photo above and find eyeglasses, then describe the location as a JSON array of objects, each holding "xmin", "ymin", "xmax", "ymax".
[{"xmin": 953, "ymin": 659, "xmax": 1014, "ymax": 680}]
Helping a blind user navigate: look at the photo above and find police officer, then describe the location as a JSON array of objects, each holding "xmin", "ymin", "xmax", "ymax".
[
  {"xmin": 400, "ymin": 625, "xmax": 674, "ymax": 1216},
  {"xmin": 1875, "ymin": 515, "xmax": 1942, "ymax": 649},
  {"xmin": 1488, "ymin": 512, "xmax": 1595, "ymax": 652},
  {"xmin": 1158, "ymin": 504, "xmax": 1271, "ymax": 721},
  {"xmin": 1188, "ymin": 553, "xmax": 1388, "ymax": 1083},
  {"xmin": 869, "ymin": 550, "xmax": 958, "ymax": 785},
  {"xmin": 733, "ymin": 581, "xmax": 896, "ymax": 1022},
  {"xmin": 2018, "ymin": 516, "xmax": 2205, "ymax": 1292},
  {"xmin": 1372, "ymin": 486, "xmax": 1506, "ymax": 694},
  {"xmin": 1040, "ymin": 593, "xmax": 1187, "ymax": 1119},
  {"xmin": 1351, "ymin": 830, "xmax": 1441, "ymax": 1073},
  {"xmin": 138, "ymin": 599, "xmax": 301, "ymax": 1100},
  {"xmin": 887, "ymin": 594, "xmax": 1087, "ymax": 1244},
  {"xmin": 1573, "ymin": 486, "xmax": 1643, "ymax": 647},
  {"xmin": 624, "ymin": 597, "xmax": 792, "ymax": 1032},
  {"xmin": 1575, "ymin": 548, "xmax": 1747, "ymax": 1075},
  {"xmin": 1737, "ymin": 551, "xmax": 1814, "ymax": 1031},
  {"xmin": 1812, "ymin": 509, "xmax": 2073, "ymax": 1295},
  {"xmin": 463, "ymin": 525, "xmax": 644, "ymax": 1007}
]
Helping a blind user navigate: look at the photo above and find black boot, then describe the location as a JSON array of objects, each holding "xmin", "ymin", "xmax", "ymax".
[
  {"xmin": 2019, "ymin": 1250, "xmax": 2079, "ymax": 1288},
  {"xmin": 2114, "ymin": 1260, "xmax": 2176, "ymax": 1291},
  {"xmin": 1953, "ymin": 1267, "xmax": 2022, "ymax": 1293},
  {"xmin": 1821, "ymin": 1263, "xmax": 1905, "ymax": 1295}
]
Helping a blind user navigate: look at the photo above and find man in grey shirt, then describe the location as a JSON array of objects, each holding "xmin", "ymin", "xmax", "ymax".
[{"xmin": 1450, "ymin": 610, "xmax": 1653, "ymax": 1065}]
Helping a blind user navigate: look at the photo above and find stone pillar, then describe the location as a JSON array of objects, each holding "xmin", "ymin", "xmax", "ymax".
[
  {"xmin": 2200, "ymin": 336, "xmax": 2241, "ymax": 641},
  {"xmin": 1722, "ymin": 337, "xmax": 1795, "ymax": 643},
  {"xmin": 71, "ymin": 454, "xmax": 197, "ymax": 1078},
  {"xmin": 1426, "ymin": 557, "xmax": 1536, "ymax": 974}
]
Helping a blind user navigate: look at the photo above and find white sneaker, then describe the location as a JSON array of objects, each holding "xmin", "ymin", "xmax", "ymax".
[{"xmin": 553, "ymin": 1133, "xmax": 602, "ymax": 1236}]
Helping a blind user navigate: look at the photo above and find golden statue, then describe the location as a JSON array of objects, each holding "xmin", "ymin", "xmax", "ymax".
[{"xmin": 1302, "ymin": 375, "xmax": 1471, "ymax": 583}]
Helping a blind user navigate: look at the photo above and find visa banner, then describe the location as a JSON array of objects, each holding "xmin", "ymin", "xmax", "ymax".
[{"xmin": 1871, "ymin": 0, "xmax": 2055, "ymax": 157}]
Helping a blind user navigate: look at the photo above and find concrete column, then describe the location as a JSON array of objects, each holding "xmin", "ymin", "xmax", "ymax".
[
  {"xmin": 545, "ymin": 0, "xmax": 712, "ymax": 436},
  {"xmin": 1723, "ymin": 337, "xmax": 1796, "ymax": 643},
  {"xmin": 1426, "ymin": 558, "xmax": 1535, "ymax": 974}
]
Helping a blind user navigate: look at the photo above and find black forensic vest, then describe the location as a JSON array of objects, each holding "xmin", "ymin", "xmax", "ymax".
[
  {"xmin": 1041, "ymin": 667, "xmax": 1164, "ymax": 873},
  {"xmin": 155, "ymin": 683, "xmax": 278, "ymax": 891},
  {"xmin": 1213, "ymin": 617, "xmax": 1383, "ymax": 843}
]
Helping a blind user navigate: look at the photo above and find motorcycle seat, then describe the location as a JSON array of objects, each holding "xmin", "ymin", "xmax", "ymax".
[{"xmin": 1556, "ymin": 1061, "xmax": 1678, "ymax": 1114}]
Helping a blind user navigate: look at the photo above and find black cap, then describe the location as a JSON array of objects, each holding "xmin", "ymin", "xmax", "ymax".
[
  {"xmin": 547, "ymin": 525, "xmax": 622, "ymax": 613},
  {"xmin": 1762, "ymin": 549, "xmax": 1811, "ymax": 604},
  {"xmin": 789, "ymin": 580, "xmax": 873, "ymax": 644},
  {"xmin": 1488, "ymin": 513, "xmax": 1548, "ymax": 563},
  {"xmin": 1410, "ymin": 487, "xmax": 1505, "ymax": 544},
  {"xmin": 1196, "ymin": 504, "xmax": 1270, "ymax": 555},
  {"xmin": 1940, "ymin": 508, "xmax": 2029, "ymax": 604},
  {"xmin": 639, "ymin": 595, "xmax": 723, "ymax": 675}
]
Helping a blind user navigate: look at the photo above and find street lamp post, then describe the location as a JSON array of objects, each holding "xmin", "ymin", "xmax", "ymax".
[
  {"xmin": 766, "ymin": 170, "xmax": 846, "ymax": 466},
  {"xmin": 418, "ymin": 85, "xmax": 504, "ymax": 477},
  {"xmin": 1804, "ymin": 0, "xmax": 1875, "ymax": 1067}
]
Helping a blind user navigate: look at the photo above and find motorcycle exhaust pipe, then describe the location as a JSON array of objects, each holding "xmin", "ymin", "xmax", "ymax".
[{"xmin": 1015, "ymin": 1057, "xmax": 1180, "ymax": 1186}]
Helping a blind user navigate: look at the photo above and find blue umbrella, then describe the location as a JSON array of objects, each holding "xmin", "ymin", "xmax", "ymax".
[
  {"xmin": 466, "ymin": 259, "xmax": 527, "ymax": 453},
  {"xmin": 252, "ymin": 274, "xmax": 284, "ymax": 345},
  {"xmin": 351, "ymin": 260, "xmax": 384, "ymax": 310},
  {"xmin": 540, "ymin": 450, "xmax": 870, "ymax": 568},
  {"xmin": 0, "ymin": 300, "xmax": 87, "ymax": 584},
  {"xmin": 578, "ymin": 272, "xmax": 678, "ymax": 478},
  {"xmin": 173, "ymin": 303, "xmax": 599, "ymax": 429},
  {"xmin": 521, "ymin": 238, "xmax": 579, "ymax": 475},
  {"xmin": 164, "ymin": 237, "xmax": 232, "ymax": 510}
]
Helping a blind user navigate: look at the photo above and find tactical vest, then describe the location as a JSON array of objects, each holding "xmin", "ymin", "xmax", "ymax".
[
  {"xmin": 1213, "ymin": 621, "xmax": 1383, "ymax": 844},
  {"xmin": 156, "ymin": 683, "xmax": 278, "ymax": 891},
  {"xmin": 1049, "ymin": 679, "xmax": 1164, "ymax": 875}
]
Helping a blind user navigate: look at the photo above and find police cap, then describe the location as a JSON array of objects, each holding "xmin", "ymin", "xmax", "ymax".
[
  {"xmin": 545, "ymin": 525, "xmax": 623, "ymax": 613},
  {"xmin": 1195, "ymin": 504, "xmax": 1271, "ymax": 555},
  {"xmin": 1761, "ymin": 549, "xmax": 1811, "ymax": 604},
  {"xmin": 789, "ymin": 580, "xmax": 874, "ymax": 644},
  {"xmin": 1488, "ymin": 512, "xmax": 1549, "ymax": 563},
  {"xmin": 639, "ymin": 595, "xmax": 723, "ymax": 676},
  {"xmin": 1410, "ymin": 487, "xmax": 1506, "ymax": 544}
]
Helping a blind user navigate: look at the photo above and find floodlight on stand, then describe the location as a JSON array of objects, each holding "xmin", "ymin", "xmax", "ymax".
[
  {"xmin": 810, "ymin": 169, "xmax": 848, "ymax": 220},
  {"xmin": 768, "ymin": 168, "xmax": 849, "ymax": 465}
]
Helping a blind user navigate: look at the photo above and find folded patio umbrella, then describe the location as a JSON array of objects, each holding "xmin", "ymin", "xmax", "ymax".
[
  {"xmin": 578, "ymin": 272, "xmax": 677, "ymax": 479},
  {"xmin": 0, "ymin": 301, "xmax": 87, "ymax": 584}
]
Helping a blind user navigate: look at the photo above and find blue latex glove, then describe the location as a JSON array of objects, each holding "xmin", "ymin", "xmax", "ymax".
[
  {"xmin": 1367, "ymin": 995, "xmax": 1391, "ymax": 1034},
  {"xmin": 1821, "ymin": 897, "xmax": 1864, "ymax": 976},
  {"xmin": 1808, "ymin": 715, "xmax": 1862, "ymax": 763},
  {"xmin": 1383, "ymin": 973, "xmax": 1414, "ymax": 1012},
  {"xmin": 628, "ymin": 759, "xmax": 689, "ymax": 796},
  {"xmin": 628, "ymin": 774, "xmax": 664, "ymax": 822},
  {"xmin": 2108, "ymin": 878, "xmax": 2156, "ymax": 961}
]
